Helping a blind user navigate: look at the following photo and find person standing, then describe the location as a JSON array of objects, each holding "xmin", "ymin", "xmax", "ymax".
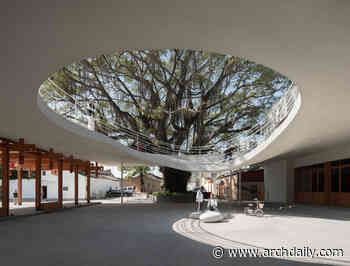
[
  {"xmin": 196, "ymin": 187, "xmax": 204, "ymax": 212},
  {"xmin": 13, "ymin": 189, "xmax": 18, "ymax": 206}
]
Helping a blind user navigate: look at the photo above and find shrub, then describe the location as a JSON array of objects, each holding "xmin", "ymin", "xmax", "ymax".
[{"xmin": 156, "ymin": 191, "xmax": 194, "ymax": 203}]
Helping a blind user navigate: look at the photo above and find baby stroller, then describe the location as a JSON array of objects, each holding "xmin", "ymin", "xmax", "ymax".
[
  {"xmin": 207, "ymin": 197, "xmax": 218, "ymax": 211},
  {"xmin": 244, "ymin": 198, "xmax": 264, "ymax": 217}
]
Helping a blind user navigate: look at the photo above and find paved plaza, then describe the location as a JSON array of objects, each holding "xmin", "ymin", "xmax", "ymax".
[
  {"xmin": 2, "ymin": 194, "xmax": 154, "ymax": 217},
  {"xmin": 175, "ymin": 205, "xmax": 350, "ymax": 265},
  {"xmin": 0, "ymin": 202, "xmax": 349, "ymax": 266}
]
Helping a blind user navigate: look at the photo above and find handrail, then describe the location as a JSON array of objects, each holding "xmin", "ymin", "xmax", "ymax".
[{"xmin": 39, "ymin": 81, "xmax": 300, "ymax": 167}]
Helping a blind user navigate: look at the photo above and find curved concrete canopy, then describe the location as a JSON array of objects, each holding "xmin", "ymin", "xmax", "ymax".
[
  {"xmin": 1, "ymin": 1, "xmax": 350, "ymax": 168},
  {"xmin": 37, "ymin": 84, "xmax": 301, "ymax": 172}
]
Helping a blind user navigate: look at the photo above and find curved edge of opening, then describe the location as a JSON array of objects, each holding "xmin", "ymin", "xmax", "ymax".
[
  {"xmin": 233, "ymin": 86, "xmax": 302, "ymax": 168},
  {"xmin": 36, "ymin": 85, "xmax": 302, "ymax": 172}
]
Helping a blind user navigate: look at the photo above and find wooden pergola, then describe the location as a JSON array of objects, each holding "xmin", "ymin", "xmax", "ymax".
[{"xmin": 0, "ymin": 137, "xmax": 103, "ymax": 217}]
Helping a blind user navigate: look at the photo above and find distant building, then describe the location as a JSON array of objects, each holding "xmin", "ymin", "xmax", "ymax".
[
  {"xmin": 199, "ymin": 170, "xmax": 264, "ymax": 200},
  {"xmin": 8, "ymin": 170, "xmax": 119, "ymax": 201},
  {"xmin": 123, "ymin": 173, "xmax": 162, "ymax": 194}
]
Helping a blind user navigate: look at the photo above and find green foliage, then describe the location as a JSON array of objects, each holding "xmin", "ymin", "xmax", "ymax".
[
  {"xmin": 123, "ymin": 166, "xmax": 151, "ymax": 179},
  {"xmin": 42, "ymin": 49, "xmax": 290, "ymax": 149},
  {"xmin": 156, "ymin": 191, "xmax": 194, "ymax": 203},
  {"xmin": 41, "ymin": 49, "xmax": 291, "ymax": 192}
]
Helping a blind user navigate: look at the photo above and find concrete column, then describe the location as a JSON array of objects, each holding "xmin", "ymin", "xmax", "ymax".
[
  {"xmin": 264, "ymin": 159, "xmax": 294, "ymax": 203},
  {"xmin": 212, "ymin": 176, "xmax": 217, "ymax": 196},
  {"xmin": 58, "ymin": 159, "xmax": 63, "ymax": 208}
]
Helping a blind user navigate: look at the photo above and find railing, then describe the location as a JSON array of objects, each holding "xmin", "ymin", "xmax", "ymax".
[{"xmin": 39, "ymin": 81, "xmax": 300, "ymax": 166}]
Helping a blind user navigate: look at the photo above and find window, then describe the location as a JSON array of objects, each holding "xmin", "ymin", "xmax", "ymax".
[
  {"xmin": 303, "ymin": 168, "xmax": 312, "ymax": 192},
  {"xmin": 331, "ymin": 168, "xmax": 339, "ymax": 192},
  {"xmin": 318, "ymin": 168, "xmax": 324, "ymax": 192},
  {"xmin": 312, "ymin": 168, "xmax": 318, "ymax": 192},
  {"xmin": 63, "ymin": 186, "xmax": 69, "ymax": 191},
  {"xmin": 295, "ymin": 170, "xmax": 302, "ymax": 192},
  {"xmin": 341, "ymin": 159, "xmax": 350, "ymax": 166},
  {"xmin": 249, "ymin": 184, "xmax": 258, "ymax": 194},
  {"xmin": 42, "ymin": 171, "xmax": 46, "ymax": 176},
  {"xmin": 331, "ymin": 160, "xmax": 340, "ymax": 167},
  {"xmin": 341, "ymin": 167, "xmax": 350, "ymax": 192}
]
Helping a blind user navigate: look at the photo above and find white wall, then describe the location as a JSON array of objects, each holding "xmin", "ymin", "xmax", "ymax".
[
  {"xmin": 264, "ymin": 159, "xmax": 294, "ymax": 203},
  {"xmin": 91, "ymin": 178, "xmax": 119, "ymax": 199},
  {"xmin": 9, "ymin": 171, "xmax": 119, "ymax": 201},
  {"xmin": 9, "ymin": 179, "xmax": 35, "ymax": 200}
]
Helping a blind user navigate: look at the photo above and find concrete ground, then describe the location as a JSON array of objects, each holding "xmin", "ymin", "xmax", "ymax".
[
  {"xmin": 175, "ymin": 204, "xmax": 350, "ymax": 265},
  {"xmin": 0, "ymin": 203, "xmax": 348, "ymax": 266},
  {"xmin": 4, "ymin": 194, "xmax": 154, "ymax": 216}
]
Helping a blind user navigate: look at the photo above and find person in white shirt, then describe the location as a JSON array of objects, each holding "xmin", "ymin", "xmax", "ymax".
[{"xmin": 196, "ymin": 187, "xmax": 204, "ymax": 212}]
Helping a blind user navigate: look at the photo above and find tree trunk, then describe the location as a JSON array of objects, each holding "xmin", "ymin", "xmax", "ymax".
[
  {"xmin": 161, "ymin": 167, "xmax": 191, "ymax": 193},
  {"xmin": 140, "ymin": 172, "xmax": 145, "ymax": 192}
]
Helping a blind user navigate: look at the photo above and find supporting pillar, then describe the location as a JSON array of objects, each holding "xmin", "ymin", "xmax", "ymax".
[
  {"xmin": 17, "ymin": 167, "xmax": 23, "ymax": 206},
  {"xmin": 264, "ymin": 159, "xmax": 294, "ymax": 203},
  {"xmin": 74, "ymin": 166, "xmax": 78, "ymax": 205},
  {"xmin": 86, "ymin": 165, "xmax": 91, "ymax": 203},
  {"xmin": 58, "ymin": 159, "xmax": 63, "ymax": 208},
  {"xmin": 1, "ymin": 145, "xmax": 9, "ymax": 216},
  {"xmin": 212, "ymin": 174, "xmax": 217, "ymax": 197},
  {"xmin": 35, "ymin": 154, "xmax": 42, "ymax": 210}
]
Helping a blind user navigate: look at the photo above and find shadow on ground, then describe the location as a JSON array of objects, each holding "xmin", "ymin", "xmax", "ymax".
[{"xmin": 0, "ymin": 203, "xmax": 341, "ymax": 266}]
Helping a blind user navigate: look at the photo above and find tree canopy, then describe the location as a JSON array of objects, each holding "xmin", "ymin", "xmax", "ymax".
[
  {"xmin": 42, "ymin": 49, "xmax": 290, "ymax": 153},
  {"xmin": 41, "ymin": 49, "xmax": 290, "ymax": 192}
]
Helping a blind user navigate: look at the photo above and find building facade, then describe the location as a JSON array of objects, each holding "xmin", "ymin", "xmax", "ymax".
[
  {"xmin": 199, "ymin": 170, "xmax": 264, "ymax": 201},
  {"xmin": 294, "ymin": 159, "xmax": 350, "ymax": 206},
  {"xmin": 5, "ymin": 170, "xmax": 119, "ymax": 201},
  {"xmin": 122, "ymin": 174, "xmax": 162, "ymax": 194}
]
